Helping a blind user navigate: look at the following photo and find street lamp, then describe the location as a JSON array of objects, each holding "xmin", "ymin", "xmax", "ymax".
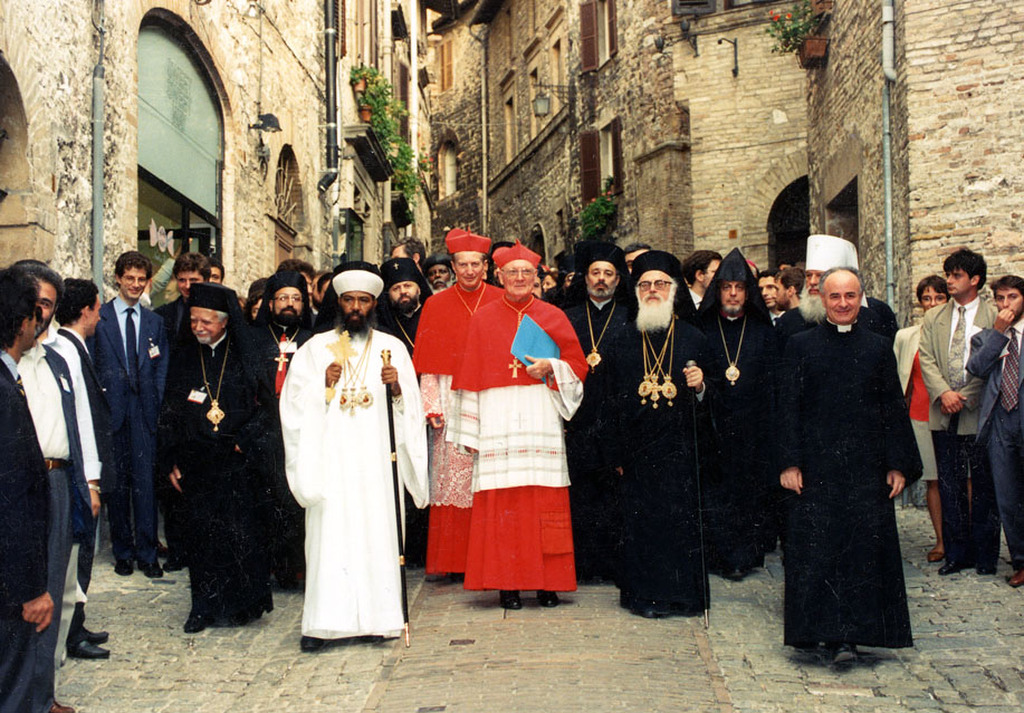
[{"xmin": 532, "ymin": 84, "xmax": 571, "ymax": 118}]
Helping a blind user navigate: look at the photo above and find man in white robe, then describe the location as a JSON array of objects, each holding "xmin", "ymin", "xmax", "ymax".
[{"xmin": 280, "ymin": 262, "xmax": 428, "ymax": 652}]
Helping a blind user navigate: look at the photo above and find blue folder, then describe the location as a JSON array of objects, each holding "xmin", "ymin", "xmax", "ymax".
[{"xmin": 511, "ymin": 315, "xmax": 560, "ymax": 365}]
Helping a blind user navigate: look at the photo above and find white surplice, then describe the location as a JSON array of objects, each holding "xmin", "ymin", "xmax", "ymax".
[{"xmin": 280, "ymin": 328, "xmax": 428, "ymax": 639}]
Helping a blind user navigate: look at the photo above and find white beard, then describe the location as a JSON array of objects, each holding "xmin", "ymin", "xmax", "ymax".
[
  {"xmin": 797, "ymin": 287, "xmax": 826, "ymax": 323},
  {"xmin": 635, "ymin": 284, "xmax": 677, "ymax": 332}
]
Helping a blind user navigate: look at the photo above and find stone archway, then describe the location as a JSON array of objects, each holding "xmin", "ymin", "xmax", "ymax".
[
  {"xmin": 767, "ymin": 176, "xmax": 810, "ymax": 268},
  {"xmin": 742, "ymin": 151, "xmax": 808, "ymax": 268},
  {"xmin": 0, "ymin": 57, "xmax": 39, "ymax": 265}
]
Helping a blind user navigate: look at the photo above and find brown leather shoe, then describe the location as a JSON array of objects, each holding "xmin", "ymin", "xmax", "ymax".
[
  {"xmin": 1007, "ymin": 569, "xmax": 1024, "ymax": 588},
  {"xmin": 51, "ymin": 701, "xmax": 76, "ymax": 713}
]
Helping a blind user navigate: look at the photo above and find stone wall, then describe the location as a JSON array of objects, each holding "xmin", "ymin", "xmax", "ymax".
[{"xmin": 0, "ymin": 0, "xmax": 329, "ymax": 297}]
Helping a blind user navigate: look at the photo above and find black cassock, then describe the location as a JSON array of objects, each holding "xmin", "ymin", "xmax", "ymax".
[
  {"xmin": 251, "ymin": 322, "xmax": 312, "ymax": 588},
  {"xmin": 778, "ymin": 322, "xmax": 920, "ymax": 648},
  {"xmin": 565, "ymin": 299, "xmax": 631, "ymax": 581},
  {"xmin": 157, "ymin": 338, "xmax": 273, "ymax": 625},
  {"xmin": 607, "ymin": 319, "xmax": 713, "ymax": 615},
  {"xmin": 699, "ymin": 313, "xmax": 779, "ymax": 575}
]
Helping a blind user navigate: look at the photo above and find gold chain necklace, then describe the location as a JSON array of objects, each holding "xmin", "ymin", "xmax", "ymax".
[
  {"xmin": 585, "ymin": 300, "xmax": 616, "ymax": 370},
  {"xmin": 393, "ymin": 316, "xmax": 415, "ymax": 350},
  {"xmin": 338, "ymin": 330, "xmax": 375, "ymax": 414},
  {"xmin": 502, "ymin": 296, "xmax": 535, "ymax": 326},
  {"xmin": 270, "ymin": 324, "xmax": 299, "ymax": 373},
  {"xmin": 717, "ymin": 314, "xmax": 747, "ymax": 386},
  {"xmin": 198, "ymin": 340, "xmax": 231, "ymax": 432},
  {"xmin": 638, "ymin": 318, "xmax": 677, "ymax": 408},
  {"xmin": 454, "ymin": 284, "xmax": 486, "ymax": 316}
]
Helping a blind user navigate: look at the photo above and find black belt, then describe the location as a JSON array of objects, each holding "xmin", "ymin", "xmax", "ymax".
[{"xmin": 44, "ymin": 458, "xmax": 69, "ymax": 471}]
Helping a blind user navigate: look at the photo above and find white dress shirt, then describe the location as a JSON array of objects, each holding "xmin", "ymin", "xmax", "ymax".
[
  {"xmin": 948, "ymin": 295, "xmax": 982, "ymax": 387},
  {"xmin": 51, "ymin": 327, "xmax": 102, "ymax": 483}
]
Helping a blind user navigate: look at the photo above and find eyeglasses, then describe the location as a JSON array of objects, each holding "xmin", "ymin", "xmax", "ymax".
[
  {"xmin": 274, "ymin": 295, "xmax": 303, "ymax": 304},
  {"xmin": 503, "ymin": 268, "xmax": 537, "ymax": 278},
  {"xmin": 637, "ymin": 280, "xmax": 673, "ymax": 292}
]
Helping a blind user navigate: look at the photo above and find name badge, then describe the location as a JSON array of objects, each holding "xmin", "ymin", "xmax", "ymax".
[
  {"xmin": 59, "ymin": 375, "xmax": 71, "ymax": 393},
  {"xmin": 148, "ymin": 341, "xmax": 161, "ymax": 359},
  {"xmin": 187, "ymin": 389, "xmax": 208, "ymax": 404},
  {"xmin": 284, "ymin": 342, "xmax": 298, "ymax": 353}
]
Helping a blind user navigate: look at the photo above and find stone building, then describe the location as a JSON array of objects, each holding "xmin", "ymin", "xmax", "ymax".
[
  {"xmin": 807, "ymin": 0, "xmax": 1024, "ymax": 320},
  {"xmin": 0, "ymin": 0, "xmax": 434, "ymax": 300}
]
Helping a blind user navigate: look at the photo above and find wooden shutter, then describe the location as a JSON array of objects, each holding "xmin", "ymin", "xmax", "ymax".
[
  {"xmin": 398, "ymin": 63, "xmax": 410, "ymax": 139},
  {"xmin": 607, "ymin": 0, "xmax": 618, "ymax": 59},
  {"xmin": 440, "ymin": 41, "xmax": 453, "ymax": 91},
  {"xmin": 580, "ymin": 1, "xmax": 598, "ymax": 73},
  {"xmin": 336, "ymin": 0, "xmax": 346, "ymax": 58},
  {"xmin": 610, "ymin": 117, "xmax": 623, "ymax": 195},
  {"xmin": 580, "ymin": 130, "xmax": 600, "ymax": 203}
]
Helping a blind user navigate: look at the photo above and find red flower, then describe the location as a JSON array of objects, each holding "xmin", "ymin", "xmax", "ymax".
[
  {"xmin": 772, "ymin": 14, "xmax": 780, "ymax": 21},
  {"xmin": 786, "ymin": 13, "xmax": 792, "ymax": 19}
]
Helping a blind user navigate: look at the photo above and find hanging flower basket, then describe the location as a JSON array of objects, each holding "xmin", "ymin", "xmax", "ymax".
[
  {"xmin": 352, "ymin": 77, "xmax": 367, "ymax": 93},
  {"xmin": 798, "ymin": 36, "xmax": 829, "ymax": 69},
  {"xmin": 359, "ymin": 104, "xmax": 373, "ymax": 122}
]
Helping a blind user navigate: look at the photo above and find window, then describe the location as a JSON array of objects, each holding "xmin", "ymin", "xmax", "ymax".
[
  {"xmin": 503, "ymin": 90, "xmax": 517, "ymax": 163},
  {"xmin": 438, "ymin": 143, "xmax": 457, "ymax": 199},
  {"xmin": 580, "ymin": 117, "xmax": 622, "ymax": 202},
  {"xmin": 550, "ymin": 38, "xmax": 564, "ymax": 114},
  {"xmin": 439, "ymin": 39, "xmax": 453, "ymax": 92},
  {"xmin": 580, "ymin": 0, "xmax": 616, "ymax": 73}
]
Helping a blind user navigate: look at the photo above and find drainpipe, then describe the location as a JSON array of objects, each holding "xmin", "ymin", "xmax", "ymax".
[
  {"xmin": 409, "ymin": 1, "xmax": 419, "ymax": 234},
  {"xmin": 882, "ymin": 0, "xmax": 897, "ymax": 308},
  {"xmin": 317, "ymin": 0, "xmax": 340, "ymax": 262},
  {"xmin": 91, "ymin": 0, "xmax": 106, "ymax": 289},
  {"xmin": 468, "ymin": 24, "xmax": 489, "ymax": 234}
]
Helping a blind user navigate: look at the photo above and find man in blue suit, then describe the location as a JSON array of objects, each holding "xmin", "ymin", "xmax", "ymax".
[
  {"xmin": 968, "ymin": 274, "xmax": 1024, "ymax": 589},
  {"xmin": 92, "ymin": 251, "xmax": 169, "ymax": 578}
]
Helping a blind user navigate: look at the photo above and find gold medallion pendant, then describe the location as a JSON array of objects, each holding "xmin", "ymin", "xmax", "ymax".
[
  {"xmin": 586, "ymin": 349, "xmax": 602, "ymax": 369},
  {"xmin": 725, "ymin": 364, "xmax": 741, "ymax": 385},
  {"xmin": 661, "ymin": 376, "xmax": 678, "ymax": 403},
  {"xmin": 356, "ymin": 388, "xmax": 374, "ymax": 408},
  {"xmin": 206, "ymin": 400, "xmax": 226, "ymax": 432}
]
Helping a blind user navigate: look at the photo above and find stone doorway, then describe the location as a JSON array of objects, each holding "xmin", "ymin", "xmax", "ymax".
[
  {"xmin": 767, "ymin": 176, "xmax": 810, "ymax": 268},
  {"xmin": 0, "ymin": 58, "xmax": 40, "ymax": 264}
]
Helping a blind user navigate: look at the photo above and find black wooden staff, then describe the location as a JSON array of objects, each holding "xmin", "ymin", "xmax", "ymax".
[
  {"xmin": 685, "ymin": 359, "xmax": 710, "ymax": 629},
  {"xmin": 381, "ymin": 349, "xmax": 411, "ymax": 646}
]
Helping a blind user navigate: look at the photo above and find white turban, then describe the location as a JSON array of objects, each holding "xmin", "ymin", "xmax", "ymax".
[{"xmin": 332, "ymin": 270, "xmax": 384, "ymax": 298}]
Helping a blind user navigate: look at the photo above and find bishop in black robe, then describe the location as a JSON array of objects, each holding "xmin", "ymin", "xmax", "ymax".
[
  {"xmin": 563, "ymin": 241, "xmax": 634, "ymax": 582},
  {"xmin": 157, "ymin": 283, "xmax": 273, "ymax": 632},
  {"xmin": 697, "ymin": 248, "xmax": 779, "ymax": 578},
  {"xmin": 251, "ymin": 271, "xmax": 314, "ymax": 589},
  {"xmin": 608, "ymin": 251, "xmax": 713, "ymax": 618},
  {"xmin": 778, "ymin": 268, "xmax": 920, "ymax": 653}
]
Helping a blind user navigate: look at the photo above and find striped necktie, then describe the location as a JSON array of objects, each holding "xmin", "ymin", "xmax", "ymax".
[{"xmin": 1000, "ymin": 328, "xmax": 1019, "ymax": 412}]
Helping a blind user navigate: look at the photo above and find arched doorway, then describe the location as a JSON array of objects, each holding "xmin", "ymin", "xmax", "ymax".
[
  {"xmin": 767, "ymin": 176, "xmax": 810, "ymax": 268},
  {"xmin": 136, "ymin": 22, "xmax": 223, "ymax": 305},
  {"xmin": 526, "ymin": 223, "xmax": 546, "ymax": 262},
  {"xmin": 273, "ymin": 145, "xmax": 305, "ymax": 264},
  {"xmin": 0, "ymin": 58, "xmax": 36, "ymax": 264}
]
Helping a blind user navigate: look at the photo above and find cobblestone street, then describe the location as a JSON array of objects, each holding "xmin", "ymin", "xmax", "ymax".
[{"xmin": 60, "ymin": 506, "xmax": 1023, "ymax": 712}]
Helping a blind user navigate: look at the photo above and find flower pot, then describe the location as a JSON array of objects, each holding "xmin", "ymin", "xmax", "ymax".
[
  {"xmin": 798, "ymin": 36, "xmax": 829, "ymax": 69},
  {"xmin": 351, "ymin": 77, "xmax": 367, "ymax": 93},
  {"xmin": 359, "ymin": 104, "xmax": 373, "ymax": 123},
  {"xmin": 811, "ymin": 0, "xmax": 834, "ymax": 15}
]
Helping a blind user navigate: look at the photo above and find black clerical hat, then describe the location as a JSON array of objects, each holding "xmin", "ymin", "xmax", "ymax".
[
  {"xmin": 697, "ymin": 247, "xmax": 771, "ymax": 323},
  {"xmin": 574, "ymin": 240, "xmax": 627, "ymax": 277},
  {"xmin": 255, "ymin": 270, "xmax": 313, "ymax": 329},
  {"xmin": 189, "ymin": 282, "xmax": 237, "ymax": 313},
  {"xmin": 630, "ymin": 250, "xmax": 683, "ymax": 282}
]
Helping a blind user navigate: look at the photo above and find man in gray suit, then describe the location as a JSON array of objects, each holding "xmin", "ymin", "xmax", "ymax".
[
  {"xmin": 918, "ymin": 248, "xmax": 1000, "ymax": 576},
  {"xmin": 967, "ymin": 275, "xmax": 1024, "ymax": 588}
]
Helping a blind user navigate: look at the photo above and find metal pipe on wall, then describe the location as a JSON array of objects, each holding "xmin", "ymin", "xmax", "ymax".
[
  {"xmin": 91, "ymin": 0, "xmax": 107, "ymax": 289},
  {"xmin": 882, "ymin": 0, "xmax": 897, "ymax": 308}
]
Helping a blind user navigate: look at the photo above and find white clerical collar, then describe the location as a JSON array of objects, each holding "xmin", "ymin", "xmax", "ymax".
[
  {"xmin": 590, "ymin": 297, "xmax": 611, "ymax": 310},
  {"xmin": 720, "ymin": 312, "xmax": 743, "ymax": 322},
  {"xmin": 827, "ymin": 319, "xmax": 855, "ymax": 333},
  {"xmin": 207, "ymin": 333, "xmax": 227, "ymax": 354}
]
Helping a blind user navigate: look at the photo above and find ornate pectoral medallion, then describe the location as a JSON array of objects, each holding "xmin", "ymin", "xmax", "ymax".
[
  {"xmin": 207, "ymin": 399, "xmax": 226, "ymax": 432},
  {"xmin": 725, "ymin": 364, "xmax": 741, "ymax": 385},
  {"xmin": 586, "ymin": 349, "xmax": 602, "ymax": 370}
]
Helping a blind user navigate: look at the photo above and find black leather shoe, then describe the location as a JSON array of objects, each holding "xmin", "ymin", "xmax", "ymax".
[
  {"xmin": 976, "ymin": 564, "xmax": 998, "ymax": 575},
  {"xmin": 67, "ymin": 640, "xmax": 110, "ymax": 660},
  {"xmin": 300, "ymin": 636, "xmax": 326, "ymax": 652},
  {"xmin": 831, "ymin": 643, "xmax": 857, "ymax": 664},
  {"xmin": 938, "ymin": 561, "xmax": 972, "ymax": 576},
  {"xmin": 536, "ymin": 590, "xmax": 560, "ymax": 608},
  {"xmin": 139, "ymin": 561, "xmax": 164, "ymax": 578},
  {"xmin": 82, "ymin": 627, "xmax": 109, "ymax": 645},
  {"xmin": 634, "ymin": 604, "xmax": 668, "ymax": 619},
  {"xmin": 499, "ymin": 590, "xmax": 522, "ymax": 610},
  {"xmin": 183, "ymin": 614, "xmax": 208, "ymax": 634},
  {"xmin": 114, "ymin": 559, "xmax": 133, "ymax": 576},
  {"xmin": 163, "ymin": 557, "xmax": 185, "ymax": 572}
]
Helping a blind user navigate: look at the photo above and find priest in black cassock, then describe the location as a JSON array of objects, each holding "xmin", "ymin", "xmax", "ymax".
[
  {"xmin": 697, "ymin": 248, "xmax": 779, "ymax": 580},
  {"xmin": 158, "ymin": 282, "xmax": 273, "ymax": 634},
  {"xmin": 563, "ymin": 241, "xmax": 634, "ymax": 583},
  {"xmin": 607, "ymin": 250, "xmax": 712, "ymax": 619},
  {"xmin": 778, "ymin": 267, "xmax": 920, "ymax": 664},
  {"xmin": 252, "ymin": 271, "xmax": 314, "ymax": 589}
]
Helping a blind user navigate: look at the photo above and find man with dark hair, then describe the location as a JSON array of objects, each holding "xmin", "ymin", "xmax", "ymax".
[
  {"xmin": 0, "ymin": 266, "xmax": 54, "ymax": 713},
  {"xmin": 92, "ymin": 251, "xmax": 170, "ymax": 579},
  {"xmin": 681, "ymin": 250, "xmax": 723, "ymax": 310},
  {"xmin": 775, "ymin": 266, "xmax": 804, "ymax": 313},
  {"xmin": 697, "ymin": 248, "xmax": 779, "ymax": 580},
  {"xmin": 53, "ymin": 279, "xmax": 113, "ymax": 660},
  {"xmin": 251, "ymin": 272, "xmax": 314, "ymax": 589},
  {"xmin": 207, "ymin": 256, "xmax": 225, "ymax": 284},
  {"xmin": 968, "ymin": 274, "xmax": 1024, "ymax": 587},
  {"xmin": 312, "ymin": 270, "xmax": 332, "ymax": 314},
  {"xmin": 391, "ymin": 237, "xmax": 427, "ymax": 271},
  {"xmin": 779, "ymin": 267, "xmax": 919, "ymax": 664},
  {"xmin": 155, "ymin": 252, "xmax": 211, "ymax": 348},
  {"xmin": 758, "ymin": 267, "xmax": 783, "ymax": 324},
  {"xmin": 378, "ymin": 257, "xmax": 431, "ymax": 357},
  {"xmin": 278, "ymin": 258, "xmax": 317, "ymax": 297},
  {"xmin": 919, "ymin": 247, "xmax": 999, "ymax": 577},
  {"xmin": 15, "ymin": 262, "xmax": 96, "ymax": 713},
  {"xmin": 621, "ymin": 242, "xmax": 651, "ymax": 274}
]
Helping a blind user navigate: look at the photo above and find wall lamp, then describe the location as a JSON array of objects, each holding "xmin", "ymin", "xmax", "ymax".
[
  {"xmin": 718, "ymin": 37, "xmax": 738, "ymax": 77},
  {"xmin": 249, "ymin": 113, "xmax": 282, "ymax": 133},
  {"xmin": 532, "ymin": 84, "xmax": 570, "ymax": 118}
]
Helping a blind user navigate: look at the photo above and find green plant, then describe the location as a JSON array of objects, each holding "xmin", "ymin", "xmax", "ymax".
[
  {"xmin": 351, "ymin": 65, "xmax": 423, "ymax": 220},
  {"xmin": 765, "ymin": 0, "xmax": 820, "ymax": 54},
  {"xmin": 579, "ymin": 178, "xmax": 617, "ymax": 241}
]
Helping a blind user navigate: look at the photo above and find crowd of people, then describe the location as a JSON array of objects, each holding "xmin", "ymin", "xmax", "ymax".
[{"xmin": 3, "ymin": 230, "xmax": 1024, "ymax": 712}]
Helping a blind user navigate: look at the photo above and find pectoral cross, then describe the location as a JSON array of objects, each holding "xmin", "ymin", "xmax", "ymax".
[
  {"xmin": 328, "ymin": 330, "xmax": 357, "ymax": 366},
  {"xmin": 274, "ymin": 351, "xmax": 290, "ymax": 374},
  {"xmin": 508, "ymin": 357, "xmax": 524, "ymax": 379}
]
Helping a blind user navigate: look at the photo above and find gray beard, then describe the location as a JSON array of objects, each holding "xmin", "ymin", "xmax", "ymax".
[
  {"xmin": 797, "ymin": 287, "xmax": 826, "ymax": 323},
  {"xmin": 636, "ymin": 298, "xmax": 674, "ymax": 332}
]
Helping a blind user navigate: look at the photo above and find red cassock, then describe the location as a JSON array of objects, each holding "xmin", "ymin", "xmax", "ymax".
[
  {"xmin": 452, "ymin": 297, "xmax": 588, "ymax": 592},
  {"xmin": 413, "ymin": 282, "xmax": 502, "ymax": 575}
]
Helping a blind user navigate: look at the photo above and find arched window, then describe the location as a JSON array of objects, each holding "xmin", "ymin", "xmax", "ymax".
[
  {"xmin": 137, "ymin": 22, "xmax": 223, "ymax": 305},
  {"xmin": 438, "ymin": 142, "xmax": 457, "ymax": 199},
  {"xmin": 274, "ymin": 146, "xmax": 305, "ymax": 263},
  {"xmin": 0, "ymin": 58, "xmax": 33, "ymax": 264}
]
